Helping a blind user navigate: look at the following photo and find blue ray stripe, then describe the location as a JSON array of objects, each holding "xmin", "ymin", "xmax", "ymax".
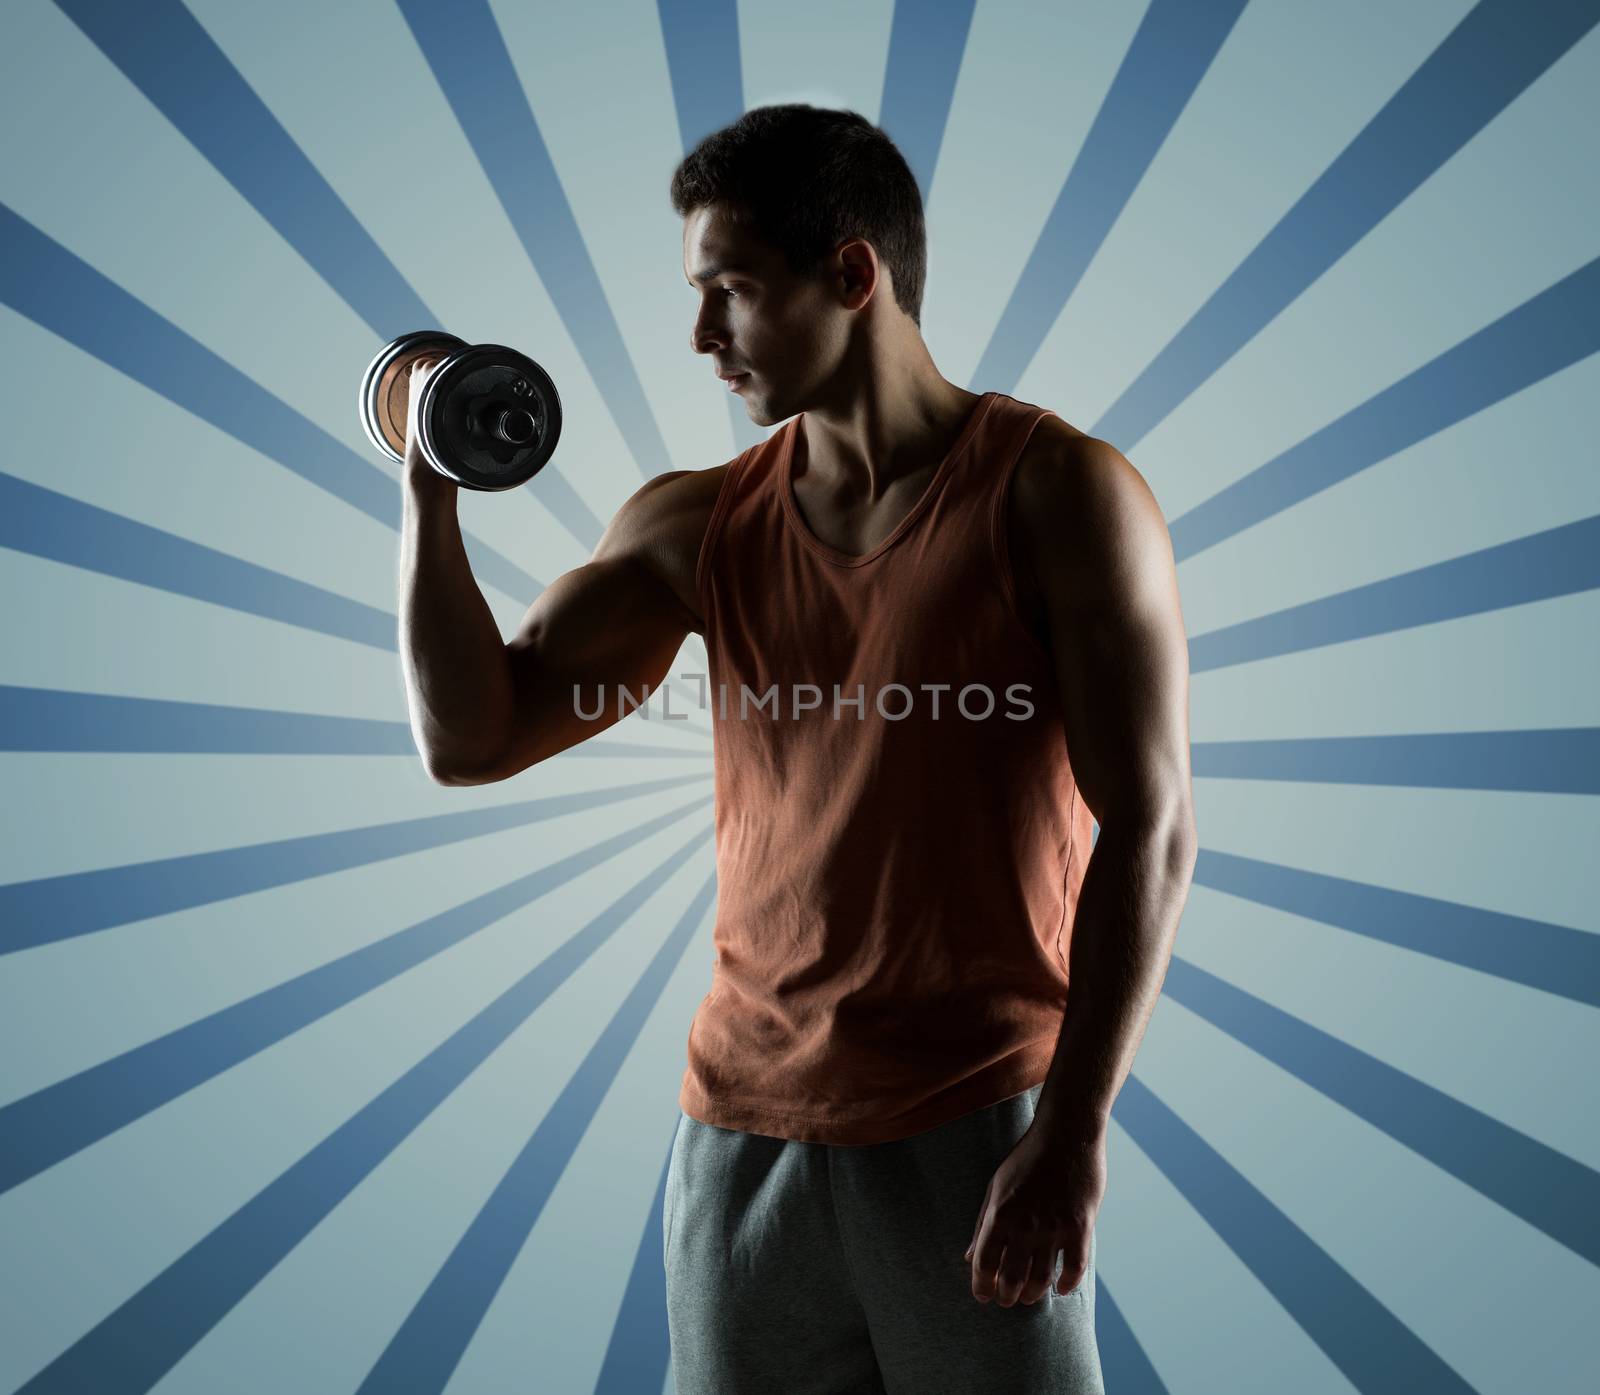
[
  {"xmin": 972, "ymin": 0, "xmax": 1246, "ymax": 394},
  {"xmin": 657, "ymin": 0, "xmax": 743, "ymax": 147},
  {"xmin": 1188, "ymin": 512, "xmax": 1600, "ymax": 671},
  {"xmin": 397, "ymin": 0, "xmax": 675, "ymax": 485},
  {"xmin": 879, "ymin": 0, "xmax": 978, "ymax": 205},
  {"xmin": 1193, "ymin": 728, "xmax": 1600, "ymax": 795},
  {"xmin": 53, "ymin": 0, "xmax": 433, "ymax": 337},
  {"xmin": 1093, "ymin": 0, "xmax": 1600, "ymax": 451},
  {"xmin": 0, "ymin": 202, "xmax": 545, "ymax": 600},
  {"xmin": 0, "ymin": 473, "xmax": 397, "ymax": 650},
  {"xmin": 54, "ymin": 2, "xmax": 605, "ymax": 552},
  {"xmin": 0, "ymin": 686, "xmax": 710, "ymax": 756},
  {"xmin": 522, "ymin": 466, "xmax": 606, "ymax": 553},
  {"xmin": 12, "ymin": 824, "xmax": 715, "ymax": 1395},
  {"xmin": 1096, "ymin": 1282, "xmax": 1171, "ymax": 1395},
  {"xmin": 0, "ymin": 687, "xmax": 411, "ymax": 754},
  {"xmin": 593, "ymin": 1131, "xmax": 678, "ymax": 1395},
  {"xmin": 1164, "ymin": 956, "xmax": 1600, "ymax": 1267},
  {"xmin": 357, "ymin": 872, "xmax": 717, "ymax": 1392},
  {"xmin": 1113, "ymin": 1075, "xmax": 1476, "ymax": 1393},
  {"xmin": 1193, "ymin": 848, "xmax": 1600, "ymax": 1009},
  {"xmin": 1172, "ymin": 256, "xmax": 1600, "ymax": 561},
  {"xmin": 0, "ymin": 772, "xmax": 707, "ymax": 953},
  {"xmin": 0, "ymin": 797, "xmax": 713, "ymax": 1194},
  {"xmin": 655, "ymin": 0, "xmax": 766, "ymax": 456}
]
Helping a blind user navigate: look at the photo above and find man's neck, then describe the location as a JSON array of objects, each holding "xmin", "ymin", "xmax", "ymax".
[{"xmin": 797, "ymin": 349, "xmax": 983, "ymax": 499}]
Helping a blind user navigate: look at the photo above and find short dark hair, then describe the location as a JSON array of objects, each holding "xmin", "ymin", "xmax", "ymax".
[{"xmin": 669, "ymin": 104, "xmax": 927, "ymax": 328}]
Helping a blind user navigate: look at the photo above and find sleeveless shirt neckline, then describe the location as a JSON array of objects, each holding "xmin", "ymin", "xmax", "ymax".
[{"xmin": 778, "ymin": 391, "xmax": 998, "ymax": 568}]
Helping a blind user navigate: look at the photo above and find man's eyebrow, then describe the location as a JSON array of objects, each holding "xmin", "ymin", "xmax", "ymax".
[{"xmin": 685, "ymin": 262, "xmax": 751, "ymax": 285}]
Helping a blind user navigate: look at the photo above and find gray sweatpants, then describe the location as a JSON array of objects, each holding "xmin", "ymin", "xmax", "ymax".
[{"xmin": 664, "ymin": 1083, "xmax": 1104, "ymax": 1394}]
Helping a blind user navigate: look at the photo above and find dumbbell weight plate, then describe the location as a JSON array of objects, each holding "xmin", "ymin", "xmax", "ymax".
[
  {"xmin": 358, "ymin": 330, "xmax": 467, "ymax": 464},
  {"xmin": 416, "ymin": 344, "xmax": 563, "ymax": 492}
]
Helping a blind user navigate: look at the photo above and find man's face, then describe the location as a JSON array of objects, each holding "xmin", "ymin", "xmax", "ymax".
[{"xmin": 682, "ymin": 203, "xmax": 843, "ymax": 426}]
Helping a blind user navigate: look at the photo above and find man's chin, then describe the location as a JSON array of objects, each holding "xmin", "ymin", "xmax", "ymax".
[{"xmin": 739, "ymin": 389, "xmax": 775, "ymax": 424}]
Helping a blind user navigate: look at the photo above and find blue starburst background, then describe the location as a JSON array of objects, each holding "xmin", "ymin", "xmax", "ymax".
[{"xmin": 2, "ymin": 1, "xmax": 1597, "ymax": 1392}]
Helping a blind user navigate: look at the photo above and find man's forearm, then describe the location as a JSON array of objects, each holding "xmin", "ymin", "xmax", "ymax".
[
  {"xmin": 1032, "ymin": 804, "xmax": 1197, "ymax": 1140},
  {"xmin": 398, "ymin": 472, "xmax": 515, "ymax": 782}
]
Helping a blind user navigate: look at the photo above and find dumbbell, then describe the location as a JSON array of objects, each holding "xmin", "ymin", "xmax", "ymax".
[{"xmin": 358, "ymin": 330, "xmax": 563, "ymax": 491}]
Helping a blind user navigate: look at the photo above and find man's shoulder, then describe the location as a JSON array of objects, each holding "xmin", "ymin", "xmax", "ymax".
[
  {"xmin": 1012, "ymin": 413, "xmax": 1131, "ymax": 502},
  {"xmin": 603, "ymin": 459, "xmax": 732, "ymax": 549},
  {"xmin": 629, "ymin": 459, "xmax": 734, "ymax": 514},
  {"xmin": 1011, "ymin": 415, "xmax": 1154, "ymax": 539},
  {"xmin": 1005, "ymin": 413, "xmax": 1166, "ymax": 603},
  {"xmin": 595, "ymin": 460, "xmax": 739, "ymax": 633}
]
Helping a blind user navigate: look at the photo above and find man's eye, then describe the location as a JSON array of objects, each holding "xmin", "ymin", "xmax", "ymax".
[{"xmin": 721, "ymin": 287, "xmax": 739, "ymax": 298}]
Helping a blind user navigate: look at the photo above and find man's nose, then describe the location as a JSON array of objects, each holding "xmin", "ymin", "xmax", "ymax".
[{"xmin": 690, "ymin": 310, "xmax": 728, "ymax": 355}]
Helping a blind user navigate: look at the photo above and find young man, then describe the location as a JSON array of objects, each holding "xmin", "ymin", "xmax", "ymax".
[{"xmin": 400, "ymin": 104, "xmax": 1196, "ymax": 1393}]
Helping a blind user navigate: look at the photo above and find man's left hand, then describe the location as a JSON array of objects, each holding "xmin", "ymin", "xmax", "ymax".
[{"xmin": 964, "ymin": 1114, "xmax": 1107, "ymax": 1307}]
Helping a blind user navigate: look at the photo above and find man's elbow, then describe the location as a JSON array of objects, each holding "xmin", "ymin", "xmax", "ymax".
[
  {"xmin": 423, "ymin": 749, "xmax": 507, "ymax": 787},
  {"xmin": 1160, "ymin": 796, "xmax": 1199, "ymax": 881},
  {"xmin": 424, "ymin": 759, "xmax": 473, "ymax": 786},
  {"xmin": 1104, "ymin": 794, "xmax": 1196, "ymax": 875}
]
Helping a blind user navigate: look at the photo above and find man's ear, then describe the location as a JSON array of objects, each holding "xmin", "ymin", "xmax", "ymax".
[{"xmin": 835, "ymin": 238, "xmax": 880, "ymax": 310}]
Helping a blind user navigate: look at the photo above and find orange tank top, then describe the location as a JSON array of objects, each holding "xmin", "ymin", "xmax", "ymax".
[{"xmin": 680, "ymin": 390, "xmax": 1095, "ymax": 1144}]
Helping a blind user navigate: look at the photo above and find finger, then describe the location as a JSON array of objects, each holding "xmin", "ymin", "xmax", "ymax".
[
  {"xmin": 406, "ymin": 357, "xmax": 442, "ymax": 408},
  {"xmin": 1017, "ymin": 1244, "xmax": 1057, "ymax": 1306},
  {"xmin": 1054, "ymin": 1246, "xmax": 1087, "ymax": 1296},
  {"xmin": 970, "ymin": 1229, "xmax": 1004, "ymax": 1303},
  {"xmin": 963, "ymin": 1179, "xmax": 992, "ymax": 1261},
  {"xmin": 994, "ymin": 1246, "xmax": 1031, "ymax": 1308},
  {"xmin": 1052, "ymin": 1247, "xmax": 1072, "ymax": 1295},
  {"xmin": 403, "ymin": 358, "xmax": 442, "ymax": 463}
]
